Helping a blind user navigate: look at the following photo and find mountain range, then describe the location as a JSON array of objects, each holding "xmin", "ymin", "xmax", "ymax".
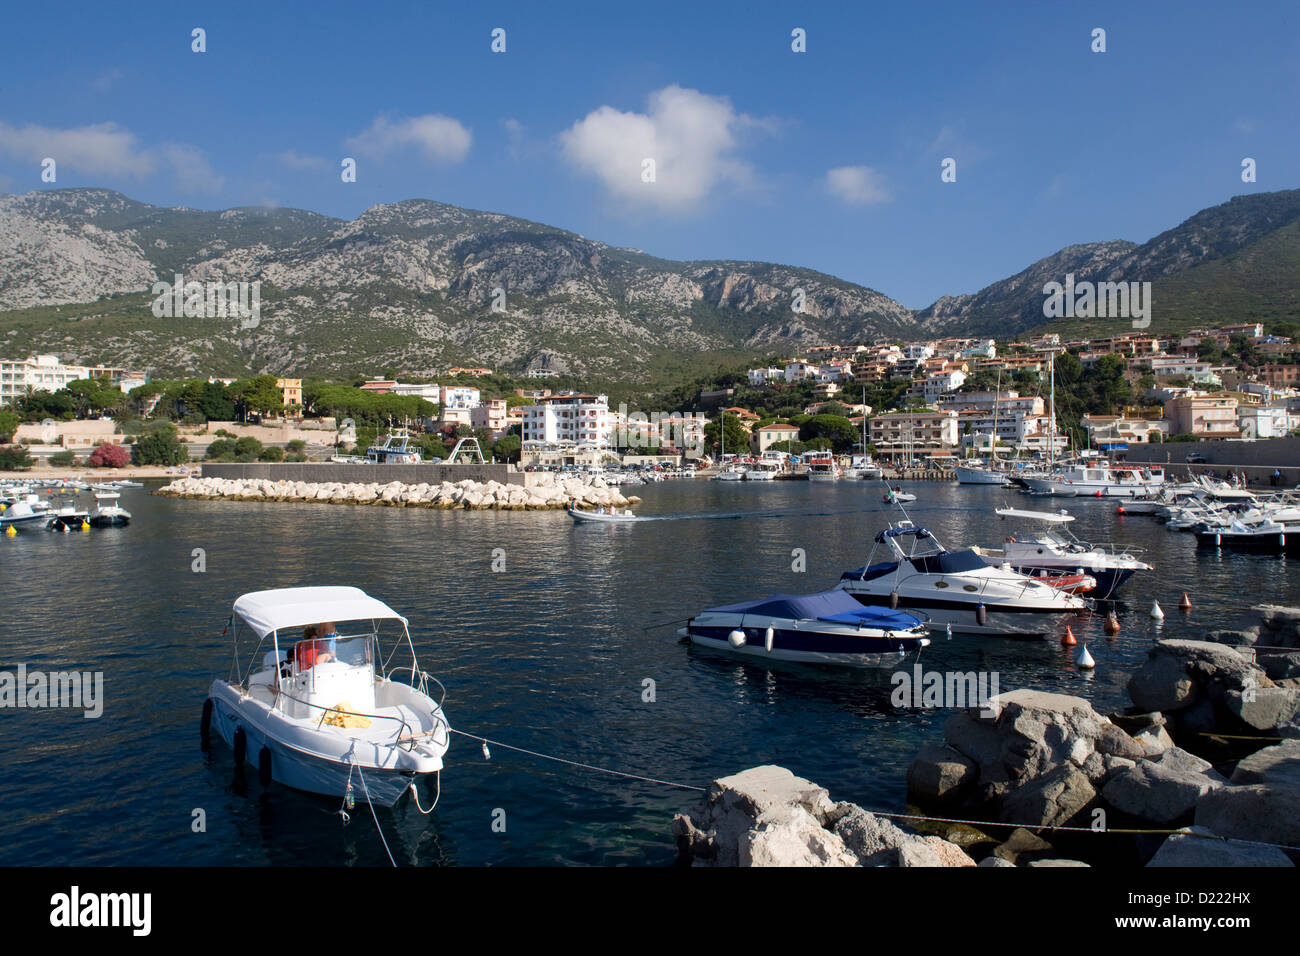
[{"xmin": 0, "ymin": 186, "xmax": 1296, "ymax": 391}]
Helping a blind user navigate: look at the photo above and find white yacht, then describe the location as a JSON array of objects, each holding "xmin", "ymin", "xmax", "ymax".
[
  {"xmin": 836, "ymin": 522, "xmax": 1087, "ymax": 637},
  {"xmin": 843, "ymin": 455, "xmax": 884, "ymax": 480},
  {"xmin": 1021, "ymin": 462, "xmax": 1165, "ymax": 498},
  {"xmin": 205, "ymin": 587, "xmax": 450, "ymax": 808},
  {"xmin": 89, "ymin": 491, "xmax": 132, "ymax": 527},
  {"xmin": 978, "ymin": 507, "xmax": 1151, "ymax": 598},
  {"xmin": 805, "ymin": 452, "xmax": 841, "ymax": 482},
  {"xmin": 953, "ymin": 461, "xmax": 1012, "ymax": 485}
]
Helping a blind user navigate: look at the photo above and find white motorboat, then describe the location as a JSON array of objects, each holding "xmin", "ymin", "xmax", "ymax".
[
  {"xmin": 0, "ymin": 494, "xmax": 52, "ymax": 531},
  {"xmin": 805, "ymin": 452, "xmax": 841, "ymax": 482},
  {"xmin": 836, "ymin": 522, "xmax": 1087, "ymax": 637},
  {"xmin": 953, "ymin": 462, "xmax": 1012, "ymax": 485},
  {"xmin": 980, "ymin": 507, "xmax": 1151, "ymax": 598},
  {"xmin": 883, "ymin": 486, "xmax": 917, "ymax": 503},
  {"xmin": 89, "ymin": 491, "xmax": 132, "ymax": 527},
  {"xmin": 1196, "ymin": 515, "xmax": 1300, "ymax": 555},
  {"xmin": 367, "ymin": 424, "xmax": 422, "ymax": 464},
  {"xmin": 679, "ymin": 589, "xmax": 930, "ymax": 667},
  {"xmin": 843, "ymin": 455, "xmax": 884, "ymax": 480},
  {"xmin": 744, "ymin": 460, "xmax": 781, "ymax": 480},
  {"xmin": 205, "ymin": 587, "xmax": 450, "ymax": 808},
  {"xmin": 568, "ymin": 506, "xmax": 642, "ymax": 523},
  {"xmin": 1021, "ymin": 462, "xmax": 1165, "ymax": 498},
  {"xmin": 712, "ymin": 462, "xmax": 748, "ymax": 481}
]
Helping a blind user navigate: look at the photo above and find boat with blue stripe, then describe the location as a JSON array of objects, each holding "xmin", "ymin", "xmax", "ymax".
[{"xmin": 679, "ymin": 589, "xmax": 930, "ymax": 667}]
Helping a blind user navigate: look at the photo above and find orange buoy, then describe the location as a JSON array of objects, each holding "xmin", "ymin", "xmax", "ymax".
[
  {"xmin": 1116, "ymin": 505, "xmax": 1125, "ymax": 515},
  {"xmin": 1061, "ymin": 625, "xmax": 1077, "ymax": 646},
  {"xmin": 1179, "ymin": 592, "xmax": 1192, "ymax": 611},
  {"xmin": 1104, "ymin": 611, "xmax": 1121, "ymax": 635}
]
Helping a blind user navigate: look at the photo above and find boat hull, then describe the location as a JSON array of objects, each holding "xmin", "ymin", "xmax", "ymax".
[
  {"xmin": 837, "ymin": 588, "xmax": 1073, "ymax": 638},
  {"xmin": 680, "ymin": 624, "xmax": 927, "ymax": 667},
  {"xmin": 207, "ymin": 681, "xmax": 445, "ymax": 808}
]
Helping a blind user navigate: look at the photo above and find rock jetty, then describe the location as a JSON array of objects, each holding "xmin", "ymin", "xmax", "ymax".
[
  {"xmin": 678, "ymin": 604, "xmax": 1300, "ymax": 866},
  {"xmin": 672, "ymin": 765, "xmax": 985, "ymax": 867},
  {"xmin": 901, "ymin": 606, "xmax": 1300, "ymax": 866},
  {"xmin": 155, "ymin": 473, "xmax": 641, "ymax": 511}
]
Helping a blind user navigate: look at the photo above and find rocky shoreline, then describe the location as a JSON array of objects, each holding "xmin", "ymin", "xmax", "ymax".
[
  {"xmin": 674, "ymin": 604, "xmax": 1300, "ymax": 867},
  {"xmin": 154, "ymin": 473, "xmax": 641, "ymax": 511}
]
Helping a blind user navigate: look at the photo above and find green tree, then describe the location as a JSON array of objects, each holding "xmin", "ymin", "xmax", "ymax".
[
  {"xmin": 132, "ymin": 422, "xmax": 189, "ymax": 466},
  {"xmin": 492, "ymin": 434, "xmax": 522, "ymax": 463},
  {"xmin": 234, "ymin": 436, "xmax": 265, "ymax": 461},
  {"xmin": 703, "ymin": 413, "xmax": 749, "ymax": 456},
  {"xmin": 259, "ymin": 446, "xmax": 285, "ymax": 462},
  {"xmin": 0, "ymin": 409, "xmax": 18, "ymax": 442},
  {"xmin": 0, "ymin": 445, "xmax": 34, "ymax": 470},
  {"xmin": 799, "ymin": 414, "xmax": 859, "ymax": 453}
]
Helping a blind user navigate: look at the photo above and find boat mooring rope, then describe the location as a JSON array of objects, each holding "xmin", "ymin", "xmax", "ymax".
[
  {"xmin": 354, "ymin": 764, "xmax": 397, "ymax": 867},
  {"xmin": 449, "ymin": 727, "xmax": 706, "ymax": 792}
]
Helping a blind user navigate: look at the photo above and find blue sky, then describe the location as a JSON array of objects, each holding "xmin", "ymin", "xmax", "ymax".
[{"xmin": 1, "ymin": 0, "xmax": 1296, "ymax": 309}]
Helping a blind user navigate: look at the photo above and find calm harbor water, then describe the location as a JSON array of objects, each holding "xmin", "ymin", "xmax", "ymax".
[{"xmin": 1, "ymin": 479, "xmax": 1297, "ymax": 866}]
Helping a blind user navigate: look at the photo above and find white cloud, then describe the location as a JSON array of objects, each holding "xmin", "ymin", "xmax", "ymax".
[
  {"xmin": 559, "ymin": 85, "xmax": 762, "ymax": 213},
  {"xmin": 825, "ymin": 165, "xmax": 890, "ymax": 205},
  {"xmin": 345, "ymin": 113, "xmax": 472, "ymax": 164},
  {"xmin": 0, "ymin": 120, "xmax": 154, "ymax": 177},
  {"xmin": 162, "ymin": 144, "xmax": 224, "ymax": 194},
  {"xmin": 276, "ymin": 149, "xmax": 329, "ymax": 170}
]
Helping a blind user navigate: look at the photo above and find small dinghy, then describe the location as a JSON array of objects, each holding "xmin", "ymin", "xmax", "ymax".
[
  {"xmin": 680, "ymin": 589, "xmax": 930, "ymax": 667},
  {"xmin": 569, "ymin": 507, "xmax": 642, "ymax": 523},
  {"xmin": 205, "ymin": 587, "xmax": 450, "ymax": 808},
  {"xmin": 884, "ymin": 488, "xmax": 917, "ymax": 503}
]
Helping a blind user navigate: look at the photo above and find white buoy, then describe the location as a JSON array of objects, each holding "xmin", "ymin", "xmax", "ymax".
[
  {"xmin": 764, "ymin": 625, "xmax": 775, "ymax": 653},
  {"xmin": 945, "ymin": 622, "xmax": 953, "ymax": 641},
  {"xmin": 728, "ymin": 629, "xmax": 746, "ymax": 648},
  {"xmin": 1150, "ymin": 600, "xmax": 1164, "ymax": 620},
  {"xmin": 1076, "ymin": 644, "xmax": 1095, "ymax": 669}
]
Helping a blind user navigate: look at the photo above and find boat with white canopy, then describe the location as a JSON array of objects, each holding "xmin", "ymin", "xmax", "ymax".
[
  {"xmin": 977, "ymin": 507, "xmax": 1151, "ymax": 598},
  {"xmin": 205, "ymin": 586, "xmax": 450, "ymax": 808}
]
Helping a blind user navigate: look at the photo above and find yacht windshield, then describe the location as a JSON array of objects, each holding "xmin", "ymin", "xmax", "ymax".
[{"xmin": 910, "ymin": 550, "xmax": 987, "ymax": 575}]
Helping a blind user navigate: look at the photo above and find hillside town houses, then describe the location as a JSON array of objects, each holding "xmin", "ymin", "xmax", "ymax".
[{"xmin": 3, "ymin": 319, "xmax": 1298, "ymax": 465}]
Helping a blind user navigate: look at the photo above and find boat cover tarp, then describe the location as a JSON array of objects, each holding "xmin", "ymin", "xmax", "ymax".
[
  {"xmin": 706, "ymin": 589, "xmax": 921, "ymax": 629},
  {"xmin": 234, "ymin": 586, "xmax": 407, "ymax": 638}
]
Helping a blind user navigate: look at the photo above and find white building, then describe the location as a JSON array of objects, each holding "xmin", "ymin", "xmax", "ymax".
[
  {"xmin": 0, "ymin": 354, "xmax": 139, "ymax": 406},
  {"xmin": 747, "ymin": 367, "xmax": 785, "ymax": 386},
  {"xmin": 1237, "ymin": 404, "xmax": 1291, "ymax": 440},
  {"xmin": 784, "ymin": 360, "xmax": 818, "ymax": 383},
  {"xmin": 521, "ymin": 393, "xmax": 612, "ymax": 449},
  {"xmin": 439, "ymin": 385, "xmax": 481, "ymax": 410},
  {"xmin": 392, "ymin": 383, "xmax": 441, "ymax": 403}
]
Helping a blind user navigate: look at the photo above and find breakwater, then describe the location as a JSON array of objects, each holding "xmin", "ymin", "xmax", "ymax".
[
  {"xmin": 201, "ymin": 462, "xmax": 521, "ymax": 485},
  {"xmin": 157, "ymin": 473, "xmax": 641, "ymax": 510}
]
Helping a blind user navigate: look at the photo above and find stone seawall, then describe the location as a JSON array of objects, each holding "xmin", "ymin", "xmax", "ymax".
[
  {"xmin": 201, "ymin": 462, "xmax": 522, "ymax": 485},
  {"xmin": 157, "ymin": 473, "xmax": 639, "ymax": 511}
]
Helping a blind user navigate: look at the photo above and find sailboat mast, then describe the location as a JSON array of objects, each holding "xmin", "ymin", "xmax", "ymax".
[{"xmin": 1048, "ymin": 349, "xmax": 1057, "ymax": 469}]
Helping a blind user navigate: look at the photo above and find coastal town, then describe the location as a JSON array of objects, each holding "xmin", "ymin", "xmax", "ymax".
[{"xmin": 3, "ymin": 321, "xmax": 1298, "ymax": 479}]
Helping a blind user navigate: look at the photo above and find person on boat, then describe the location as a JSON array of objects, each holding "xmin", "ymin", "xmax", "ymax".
[{"xmin": 297, "ymin": 623, "xmax": 336, "ymax": 669}]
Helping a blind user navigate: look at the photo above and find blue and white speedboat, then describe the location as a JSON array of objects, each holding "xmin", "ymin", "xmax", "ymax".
[
  {"xmin": 836, "ymin": 522, "xmax": 1087, "ymax": 637},
  {"xmin": 680, "ymin": 589, "xmax": 930, "ymax": 667}
]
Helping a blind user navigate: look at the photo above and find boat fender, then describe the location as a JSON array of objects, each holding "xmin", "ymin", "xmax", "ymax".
[
  {"xmin": 889, "ymin": 591, "xmax": 899, "ymax": 609},
  {"xmin": 258, "ymin": 746, "xmax": 272, "ymax": 787},
  {"xmin": 764, "ymin": 626, "xmax": 775, "ymax": 653},
  {"xmin": 200, "ymin": 698, "xmax": 213, "ymax": 750},
  {"xmin": 728, "ymin": 629, "xmax": 746, "ymax": 648},
  {"xmin": 975, "ymin": 603, "xmax": 987, "ymax": 627},
  {"xmin": 233, "ymin": 726, "xmax": 247, "ymax": 767}
]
